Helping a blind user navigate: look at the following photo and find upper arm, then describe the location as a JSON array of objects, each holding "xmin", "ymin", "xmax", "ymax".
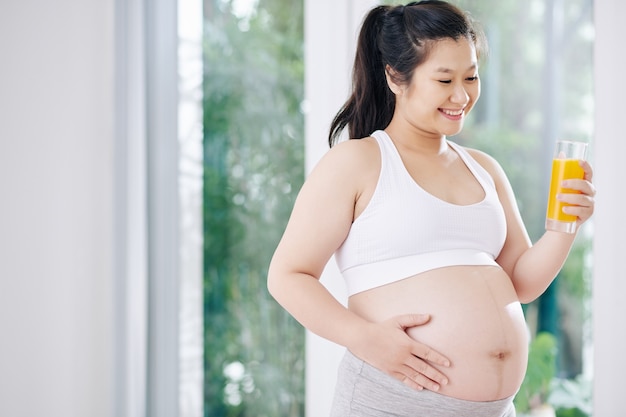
[
  {"xmin": 467, "ymin": 148, "xmax": 532, "ymax": 277},
  {"xmin": 269, "ymin": 139, "xmax": 378, "ymax": 280}
]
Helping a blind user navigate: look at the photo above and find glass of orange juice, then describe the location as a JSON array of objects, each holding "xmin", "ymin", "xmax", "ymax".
[{"xmin": 545, "ymin": 140, "xmax": 588, "ymax": 233}]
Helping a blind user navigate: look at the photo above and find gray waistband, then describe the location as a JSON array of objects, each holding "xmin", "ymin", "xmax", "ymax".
[{"xmin": 330, "ymin": 350, "xmax": 516, "ymax": 417}]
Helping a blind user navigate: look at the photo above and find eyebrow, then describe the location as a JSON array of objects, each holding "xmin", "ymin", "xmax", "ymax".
[{"xmin": 434, "ymin": 64, "xmax": 477, "ymax": 73}]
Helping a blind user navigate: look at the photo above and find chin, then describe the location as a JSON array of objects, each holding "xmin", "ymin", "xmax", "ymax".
[{"xmin": 442, "ymin": 126, "xmax": 464, "ymax": 137}]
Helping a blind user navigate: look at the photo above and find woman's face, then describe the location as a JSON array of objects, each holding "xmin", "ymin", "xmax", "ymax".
[{"xmin": 390, "ymin": 37, "xmax": 480, "ymax": 138}]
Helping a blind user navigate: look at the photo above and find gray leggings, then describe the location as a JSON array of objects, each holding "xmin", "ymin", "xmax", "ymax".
[{"xmin": 330, "ymin": 350, "xmax": 516, "ymax": 417}]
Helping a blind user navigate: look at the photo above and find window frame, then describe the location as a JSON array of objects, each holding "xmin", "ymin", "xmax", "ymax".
[{"xmin": 114, "ymin": 1, "xmax": 203, "ymax": 417}]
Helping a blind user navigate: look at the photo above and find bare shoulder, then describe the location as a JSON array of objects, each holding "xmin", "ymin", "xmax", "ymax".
[
  {"xmin": 323, "ymin": 136, "xmax": 379, "ymax": 166},
  {"xmin": 463, "ymin": 146, "xmax": 508, "ymax": 183},
  {"xmin": 310, "ymin": 136, "xmax": 380, "ymax": 182}
]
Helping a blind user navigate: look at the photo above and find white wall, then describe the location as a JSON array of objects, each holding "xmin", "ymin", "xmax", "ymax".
[
  {"xmin": 0, "ymin": 1, "xmax": 115, "ymax": 417},
  {"xmin": 592, "ymin": 1, "xmax": 626, "ymax": 415}
]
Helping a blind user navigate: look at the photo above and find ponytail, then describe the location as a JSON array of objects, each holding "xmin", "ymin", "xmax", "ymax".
[{"xmin": 328, "ymin": 6, "xmax": 395, "ymax": 147}]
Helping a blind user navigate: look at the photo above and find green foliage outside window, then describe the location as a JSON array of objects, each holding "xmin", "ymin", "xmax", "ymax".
[{"xmin": 203, "ymin": 0, "xmax": 305, "ymax": 415}]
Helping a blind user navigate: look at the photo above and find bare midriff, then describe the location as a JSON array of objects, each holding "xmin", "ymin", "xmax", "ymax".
[{"xmin": 348, "ymin": 265, "xmax": 528, "ymax": 402}]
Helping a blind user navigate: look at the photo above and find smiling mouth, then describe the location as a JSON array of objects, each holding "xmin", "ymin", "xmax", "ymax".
[{"xmin": 440, "ymin": 108, "xmax": 465, "ymax": 116}]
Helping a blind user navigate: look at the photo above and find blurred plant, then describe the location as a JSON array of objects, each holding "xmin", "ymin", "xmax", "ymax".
[
  {"xmin": 515, "ymin": 332, "xmax": 558, "ymax": 414},
  {"xmin": 550, "ymin": 375, "xmax": 592, "ymax": 417},
  {"xmin": 515, "ymin": 333, "xmax": 591, "ymax": 417},
  {"xmin": 203, "ymin": 0, "xmax": 305, "ymax": 416}
]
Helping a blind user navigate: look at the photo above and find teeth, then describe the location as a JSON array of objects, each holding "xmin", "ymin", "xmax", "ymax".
[{"xmin": 442, "ymin": 108, "xmax": 464, "ymax": 116}]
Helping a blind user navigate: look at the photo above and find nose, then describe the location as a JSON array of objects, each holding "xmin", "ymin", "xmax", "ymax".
[{"xmin": 450, "ymin": 84, "xmax": 469, "ymax": 105}]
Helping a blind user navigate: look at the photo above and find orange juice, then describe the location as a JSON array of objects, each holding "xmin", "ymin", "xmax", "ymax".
[{"xmin": 546, "ymin": 158, "xmax": 584, "ymax": 222}]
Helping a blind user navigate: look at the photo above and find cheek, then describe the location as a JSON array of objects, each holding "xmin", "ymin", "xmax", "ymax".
[
  {"xmin": 406, "ymin": 85, "xmax": 441, "ymax": 109},
  {"xmin": 472, "ymin": 82, "xmax": 481, "ymax": 102},
  {"xmin": 466, "ymin": 84, "xmax": 481, "ymax": 111}
]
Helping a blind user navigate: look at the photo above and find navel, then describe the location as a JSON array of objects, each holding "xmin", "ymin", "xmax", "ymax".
[{"xmin": 490, "ymin": 350, "xmax": 511, "ymax": 361}]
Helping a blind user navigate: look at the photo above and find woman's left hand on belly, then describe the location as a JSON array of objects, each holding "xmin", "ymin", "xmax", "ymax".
[{"xmin": 348, "ymin": 313, "xmax": 451, "ymax": 392}]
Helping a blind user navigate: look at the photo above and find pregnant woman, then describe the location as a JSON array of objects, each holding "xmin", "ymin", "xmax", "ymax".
[{"xmin": 267, "ymin": 1, "xmax": 595, "ymax": 416}]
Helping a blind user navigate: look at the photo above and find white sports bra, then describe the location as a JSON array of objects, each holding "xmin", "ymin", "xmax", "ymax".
[{"xmin": 335, "ymin": 130, "xmax": 507, "ymax": 296}]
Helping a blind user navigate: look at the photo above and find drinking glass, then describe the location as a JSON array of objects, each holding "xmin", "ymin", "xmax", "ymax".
[{"xmin": 545, "ymin": 140, "xmax": 588, "ymax": 233}]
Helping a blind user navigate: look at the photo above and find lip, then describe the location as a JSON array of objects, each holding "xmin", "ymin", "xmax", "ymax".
[{"xmin": 439, "ymin": 107, "xmax": 465, "ymax": 121}]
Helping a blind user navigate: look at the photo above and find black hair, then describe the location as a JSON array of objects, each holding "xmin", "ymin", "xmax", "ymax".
[{"xmin": 328, "ymin": 0, "xmax": 486, "ymax": 147}]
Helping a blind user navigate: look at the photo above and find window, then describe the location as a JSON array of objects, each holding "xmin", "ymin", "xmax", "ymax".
[{"xmin": 202, "ymin": 0, "xmax": 305, "ymax": 415}]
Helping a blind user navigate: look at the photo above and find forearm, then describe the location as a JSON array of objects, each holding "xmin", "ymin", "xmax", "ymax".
[
  {"xmin": 510, "ymin": 230, "xmax": 577, "ymax": 303},
  {"xmin": 267, "ymin": 271, "xmax": 369, "ymax": 349}
]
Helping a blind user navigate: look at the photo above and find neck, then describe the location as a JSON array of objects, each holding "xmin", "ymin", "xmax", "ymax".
[{"xmin": 384, "ymin": 124, "xmax": 448, "ymax": 155}]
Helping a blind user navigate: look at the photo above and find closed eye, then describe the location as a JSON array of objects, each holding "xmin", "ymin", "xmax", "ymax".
[{"xmin": 438, "ymin": 76, "xmax": 478, "ymax": 84}]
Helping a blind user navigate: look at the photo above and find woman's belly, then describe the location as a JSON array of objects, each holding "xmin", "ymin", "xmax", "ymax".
[{"xmin": 348, "ymin": 265, "xmax": 528, "ymax": 402}]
